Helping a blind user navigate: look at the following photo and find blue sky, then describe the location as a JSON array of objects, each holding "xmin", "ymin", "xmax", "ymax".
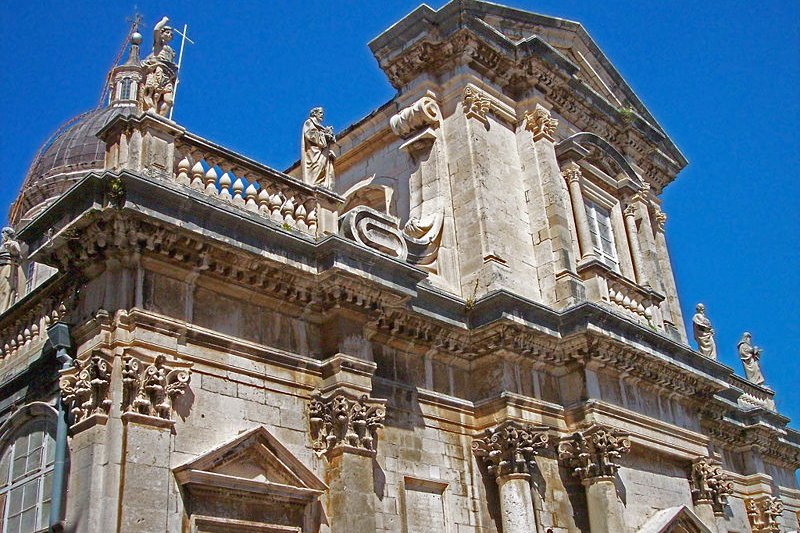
[{"xmin": 1, "ymin": 1, "xmax": 798, "ymax": 424}]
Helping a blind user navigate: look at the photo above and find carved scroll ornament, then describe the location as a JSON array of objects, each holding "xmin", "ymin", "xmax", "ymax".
[
  {"xmin": 558, "ymin": 426, "xmax": 631, "ymax": 482},
  {"xmin": 390, "ymin": 96, "xmax": 441, "ymax": 138},
  {"xmin": 472, "ymin": 421, "xmax": 549, "ymax": 479},
  {"xmin": 309, "ymin": 392, "xmax": 385, "ymax": 455},
  {"xmin": 746, "ymin": 496, "xmax": 784, "ymax": 533},
  {"xmin": 524, "ymin": 104, "xmax": 558, "ymax": 141},
  {"xmin": 689, "ymin": 457, "xmax": 733, "ymax": 513},
  {"xmin": 122, "ymin": 354, "xmax": 191, "ymax": 420},
  {"xmin": 60, "ymin": 353, "xmax": 113, "ymax": 424}
]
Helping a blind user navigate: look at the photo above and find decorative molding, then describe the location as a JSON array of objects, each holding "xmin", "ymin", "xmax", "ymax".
[
  {"xmin": 746, "ymin": 496, "xmax": 784, "ymax": 533},
  {"xmin": 463, "ymin": 85, "xmax": 492, "ymax": 124},
  {"xmin": 524, "ymin": 104, "xmax": 558, "ymax": 142},
  {"xmin": 689, "ymin": 457, "xmax": 733, "ymax": 514},
  {"xmin": 472, "ymin": 420, "xmax": 549, "ymax": 479},
  {"xmin": 308, "ymin": 391, "xmax": 386, "ymax": 456},
  {"xmin": 60, "ymin": 350, "xmax": 113, "ymax": 425},
  {"xmin": 558, "ymin": 425, "xmax": 631, "ymax": 482},
  {"xmin": 121, "ymin": 354, "xmax": 191, "ymax": 421}
]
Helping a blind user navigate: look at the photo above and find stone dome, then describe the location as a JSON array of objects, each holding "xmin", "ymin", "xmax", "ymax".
[{"xmin": 10, "ymin": 104, "xmax": 138, "ymax": 225}]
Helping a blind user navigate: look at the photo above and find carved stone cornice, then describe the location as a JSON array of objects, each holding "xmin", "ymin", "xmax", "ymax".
[
  {"xmin": 558, "ymin": 425, "xmax": 631, "ymax": 482},
  {"xmin": 701, "ymin": 414, "xmax": 800, "ymax": 469},
  {"xmin": 472, "ymin": 420, "xmax": 549, "ymax": 479},
  {"xmin": 524, "ymin": 104, "xmax": 558, "ymax": 142},
  {"xmin": 746, "ymin": 496, "xmax": 784, "ymax": 533},
  {"xmin": 308, "ymin": 391, "xmax": 386, "ymax": 456},
  {"xmin": 689, "ymin": 457, "xmax": 733, "ymax": 514},
  {"xmin": 60, "ymin": 349, "xmax": 113, "ymax": 425},
  {"xmin": 121, "ymin": 353, "xmax": 191, "ymax": 422}
]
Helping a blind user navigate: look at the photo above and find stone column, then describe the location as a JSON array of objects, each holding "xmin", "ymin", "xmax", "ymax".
[
  {"xmin": 651, "ymin": 206, "xmax": 687, "ymax": 341},
  {"xmin": 562, "ymin": 162, "xmax": 594, "ymax": 261},
  {"xmin": 622, "ymin": 203, "xmax": 646, "ymax": 285},
  {"xmin": 559, "ymin": 425, "xmax": 631, "ymax": 533},
  {"xmin": 309, "ymin": 390, "xmax": 386, "ymax": 533},
  {"xmin": 473, "ymin": 420, "xmax": 549, "ymax": 533},
  {"xmin": 689, "ymin": 456, "xmax": 734, "ymax": 533}
]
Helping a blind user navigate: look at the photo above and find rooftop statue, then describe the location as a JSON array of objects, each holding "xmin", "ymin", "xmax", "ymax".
[
  {"xmin": 141, "ymin": 17, "xmax": 178, "ymax": 117},
  {"xmin": 302, "ymin": 107, "xmax": 336, "ymax": 188},
  {"xmin": 738, "ymin": 332, "xmax": 765, "ymax": 386},
  {"xmin": 692, "ymin": 303, "xmax": 717, "ymax": 359},
  {"xmin": 0, "ymin": 227, "xmax": 23, "ymax": 313}
]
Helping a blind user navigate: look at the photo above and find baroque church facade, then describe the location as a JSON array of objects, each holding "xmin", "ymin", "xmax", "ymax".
[{"xmin": 0, "ymin": 2, "xmax": 798, "ymax": 532}]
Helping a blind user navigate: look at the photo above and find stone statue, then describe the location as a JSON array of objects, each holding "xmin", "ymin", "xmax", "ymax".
[
  {"xmin": 0, "ymin": 227, "xmax": 23, "ymax": 313},
  {"xmin": 692, "ymin": 303, "xmax": 717, "ymax": 359},
  {"xmin": 738, "ymin": 332, "xmax": 765, "ymax": 385},
  {"xmin": 141, "ymin": 17, "xmax": 178, "ymax": 116},
  {"xmin": 302, "ymin": 107, "xmax": 336, "ymax": 188}
]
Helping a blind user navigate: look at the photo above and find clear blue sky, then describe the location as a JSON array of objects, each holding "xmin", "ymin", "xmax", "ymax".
[{"xmin": 1, "ymin": 1, "xmax": 797, "ymax": 425}]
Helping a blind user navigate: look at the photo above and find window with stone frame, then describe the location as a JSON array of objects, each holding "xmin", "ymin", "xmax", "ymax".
[
  {"xmin": 120, "ymin": 77, "xmax": 133, "ymax": 100},
  {"xmin": 584, "ymin": 198, "xmax": 619, "ymax": 271},
  {"xmin": 0, "ymin": 419, "xmax": 56, "ymax": 533}
]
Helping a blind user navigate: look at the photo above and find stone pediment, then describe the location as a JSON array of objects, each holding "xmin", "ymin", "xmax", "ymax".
[
  {"xmin": 637, "ymin": 505, "xmax": 714, "ymax": 533},
  {"xmin": 173, "ymin": 426, "xmax": 327, "ymax": 504}
]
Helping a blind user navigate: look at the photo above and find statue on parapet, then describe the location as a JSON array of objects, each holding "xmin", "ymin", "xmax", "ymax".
[
  {"xmin": 0, "ymin": 227, "xmax": 23, "ymax": 313},
  {"xmin": 302, "ymin": 107, "xmax": 337, "ymax": 188},
  {"xmin": 692, "ymin": 303, "xmax": 717, "ymax": 359},
  {"xmin": 140, "ymin": 17, "xmax": 178, "ymax": 117},
  {"xmin": 738, "ymin": 332, "xmax": 765, "ymax": 386}
]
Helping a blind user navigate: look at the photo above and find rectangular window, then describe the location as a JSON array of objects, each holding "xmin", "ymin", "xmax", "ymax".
[{"xmin": 585, "ymin": 199, "xmax": 619, "ymax": 271}]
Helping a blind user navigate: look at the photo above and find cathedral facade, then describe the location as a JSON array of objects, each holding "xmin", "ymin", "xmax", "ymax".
[{"xmin": 0, "ymin": 2, "xmax": 798, "ymax": 533}]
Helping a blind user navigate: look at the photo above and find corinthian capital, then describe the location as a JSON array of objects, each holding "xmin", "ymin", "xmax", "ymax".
[
  {"xmin": 121, "ymin": 354, "xmax": 191, "ymax": 422},
  {"xmin": 524, "ymin": 104, "xmax": 558, "ymax": 141},
  {"xmin": 308, "ymin": 392, "xmax": 386, "ymax": 456},
  {"xmin": 472, "ymin": 421, "xmax": 549, "ymax": 479},
  {"xmin": 561, "ymin": 162, "xmax": 583, "ymax": 184},
  {"xmin": 59, "ymin": 350, "xmax": 113, "ymax": 427},
  {"xmin": 689, "ymin": 457, "xmax": 733, "ymax": 514},
  {"xmin": 558, "ymin": 425, "xmax": 631, "ymax": 482},
  {"xmin": 746, "ymin": 496, "xmax": 784, "ymax": 533}
]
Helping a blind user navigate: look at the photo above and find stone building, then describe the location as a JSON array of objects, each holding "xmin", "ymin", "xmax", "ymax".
[{"xmin": 1, "ymin": 2, "xmax": 798, "ymax": 533}]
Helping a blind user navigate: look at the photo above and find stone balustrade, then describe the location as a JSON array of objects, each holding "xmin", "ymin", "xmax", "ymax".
[
  {"xmin": 578, "ymin": 259, "xmax": 663, "ymax": 328},
  {"xmin": 99, "ymin": 112, "xmax": 344, "ymax": 238},
  {"xmin": 729, "ymin": 374, "xmax": 776, "ymax": 411}
]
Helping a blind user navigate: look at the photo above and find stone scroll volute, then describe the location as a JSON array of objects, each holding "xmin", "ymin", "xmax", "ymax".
[
  {"xmin": 121, "ymin": 354, "xmax": 191, "ymax": 421},
  {"xmin": 689, "ymin": 456, "xmax": 733, "ymax": 514},
  {"xmin": 59, "ymin": 350, "xmax": 113, "ymax": 426},
  {"xmin": 472, "ymin": 421, "xmax": 549, "ymax": 479},
  {"xmin": 308, "ymin": 391, "xmax": 386, "ymax": 456},
  {"xmin": 558, "ymin": 425, "xmax": 631, "ymax": 482}
]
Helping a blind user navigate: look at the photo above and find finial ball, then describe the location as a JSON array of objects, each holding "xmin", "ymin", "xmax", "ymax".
[{"xmin": 131, "ymin": 32, "xmax": 143, "ymax": 45}]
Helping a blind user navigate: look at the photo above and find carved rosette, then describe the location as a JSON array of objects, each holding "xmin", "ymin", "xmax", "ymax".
[
  {"xmin": 472, "ymin": 421, "xmax": 549, "ymax": 480},
  {"xmin": 746, "ymin": 496, "xmax": 784, "ymax": 533},
  {"xmin": 689, "ymin": 457, "xmax": 733, "ymax": 514},
  {"xmin": 60, "ymin": 352, "xmax": 113, "ymax": 424},
  {"xmin": 463, "ymin": 86, "xmax": 491, "ymax": 123},
  {"xmin": 121, "ymin": 354, "xmax": 191, "ymax": 421},
  {"xmin": 524, "ymin": 104, "xmax": 558, "ymax": 142},
  {"xmin": 390, "ymin": 96, "xmax": 441, "ymax": 138},
  {"xmin": 308, "ymin": 392, "xmax": 386, "ymax": 456},
  {"xmin": 558, "ymin": 426, "xmax": 631, "ymax": 482}
]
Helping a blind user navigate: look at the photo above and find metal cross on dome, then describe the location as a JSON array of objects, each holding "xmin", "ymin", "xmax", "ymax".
[{"xmin": 170, "ymin": 23, "xmax": 194, "ymax": 120}]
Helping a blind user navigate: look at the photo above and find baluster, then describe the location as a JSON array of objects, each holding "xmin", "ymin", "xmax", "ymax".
[
  {"xmin": 295, "ymin": 203, "xmax": 308, "ymax": 232},
  {"xmin": 257, "ymin": 188, "xmax": 270, "ymax": 216},
  {"xmin": 307, "ymin": 206, "xmax": 318, "ymax": 235},
  {"xmin": 232, "ymin": 177, "xmax": 245, "ymax": 207},
  {"xmin": 190, "ymin": 161, "xmax": 205, "ymax": 190},
  {"xmin": 204, "ymin": 167, "xmax": 219, "ymax": 196},
  {"xmin": 176, "ymin": 157, "xmax": 191, "ymax": 185},
  {"xmin": 269, "ymin": 192, "xmax": 283, "ymax": 222},
  {"xmin": 245, "ymin": 184, "xmax": 259, "ymax": 212},
  {"xmin": 281, "ymin": 197, "xmax": 295, "ymax": 226},
  {"xmin": 219, "ymin": 172, "xmax": 233, "ymax": 201}
]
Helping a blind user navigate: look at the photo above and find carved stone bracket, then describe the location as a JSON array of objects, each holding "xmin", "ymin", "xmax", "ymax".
[
  {"xmin": 121, "ymin": 354, "xmax": 191, "ymax": 422},
  {"xmin": 472, "ymin": 421, "xmax": 549, "ymax": 480},
  {"xmin": 463, "ymin": 85, "xmax": 492, "ymax": 124},
  {"xmin": 558, "ymin": 425, "xmax": 631, "ymax": 483},
  {"xmin": 746, "ymin": 496, "xmax": 784, "ymax": 533},
  {"xmin": 308, "ymin": 391, "xmax": 386, "ymax": 456},
  {"xmin": 524, "ymin": 104, "xmax": 558, "ymax": 142},
  {"xmin": 689, "ymin": 457, "xmax": 733, "ymax": 514},
  {"xmin": 339, "ymin": 206, "xmax": 409, "ymax": 261},
  {"xmin": 390, "ymin": 95, "xmax": 441, "ymax": 138},
  {"xmin": 60, "ymin": 350, "xmax": 113, "ymax": 426}
]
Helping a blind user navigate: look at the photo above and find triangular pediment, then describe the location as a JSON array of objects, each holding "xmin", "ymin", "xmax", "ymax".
[
  {"xmin": 174, "ymin": 426, "xmax": 327, "ymax": 503},
  {"xmin": 638, "ymin": 505, "xmax": 714, "ymax": 533}
]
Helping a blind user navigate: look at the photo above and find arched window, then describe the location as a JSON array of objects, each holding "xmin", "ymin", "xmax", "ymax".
[
  {"xmin": 120, "ymin": 77, "xmax": 133, "ymax": 100},
  {"xmin": 0, "ymin": 418, "xmax": 56, "ymax": 533}
]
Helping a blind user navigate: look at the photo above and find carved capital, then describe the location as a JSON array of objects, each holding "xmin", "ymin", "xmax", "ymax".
[
  {"xmin": 653, "ymin": 206, "xmax": 667, "ymax": 233},
  {"xmin": 561, "ymin": 162, "xmax": 583, "ymax": 184},
  {"xmin": 60, "ymin": 350, "xmax": 113, "ymax": 425},
  {"xmin": 623, "ymin": 203, "xmax": 637, "ymax": 218},
  {"xmin": 121, "ymin": 354, "xmax": 191, "ymax": 421},
  {"xmin": 463, "ymin": 85, "xmax": 491, "ymax": 124},
  {"xmin": 524, "ymin": 104, "xmax": 558, "ymax": 142},
  {"xmin": 689, "ymin": 457, "xmax": 733, "ymax": 514},
  {"xmin": 746, "ymin": 496, "xmax": 784, "ymax": 533},
  {"xmin": 390, "ymin": 96, "xmax": 441, "ymax": 138},
  {"xmin": 558, "ymin": 425, "xmax": 631, "ymax": 482},
  {"xmin": 472, "ymin": 421, "xmax": 549, "ymax": 480},
  {"xmin": 308, "ymin": 392, "xmax": 386, "ymax": 456}
]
